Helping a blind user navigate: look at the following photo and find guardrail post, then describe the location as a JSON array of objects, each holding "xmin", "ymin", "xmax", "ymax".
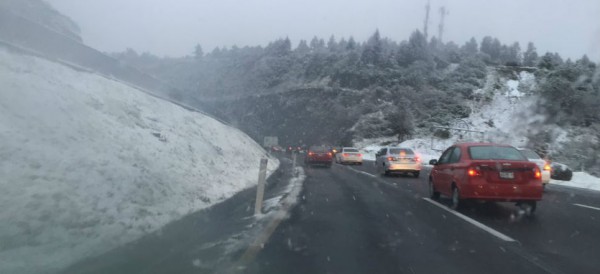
[{"xmin": 254, "ymin": 158, "xmax": 269, "ymax": 216}]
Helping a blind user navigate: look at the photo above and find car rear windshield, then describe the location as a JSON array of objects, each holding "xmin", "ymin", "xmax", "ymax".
[
  {"xmin": 344, "ymin": 148, "xmax": 359, "ymax": 153},
  {"xmin": 310, "ymin": 146, "xmax": 329, "ymax": 152},
  {"xmin": 389, "ymin": 148, "xmax": 414, "ymax": 155},
  {"xmin": 469, "ymin": 146, "xmax": 527, "ymax": 161},
  {"xmin": 520, "ymin": 149, "xmax": 541, "ymax": 159}
]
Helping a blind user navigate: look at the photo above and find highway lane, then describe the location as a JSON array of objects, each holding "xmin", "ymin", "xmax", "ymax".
[
  {"xmin": 349, "ymin": 161, "xmax": 600, "ymax": 274},
  {"xmin": 247, "ymin": 161, "xmax": 561, "ymax": 274},
  {"xmin": 59, "ymin": 156, "xmax": 600, "ymax": 274}
]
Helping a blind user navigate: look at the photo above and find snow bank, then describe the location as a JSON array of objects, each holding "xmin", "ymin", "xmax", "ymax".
[
  {"xmin": 0, "ymin": 47, "xmax": 279, "ymax": 274},
  {"xmin": 550, "ymin": 172, "xmax": 600, "ymax": 192}
]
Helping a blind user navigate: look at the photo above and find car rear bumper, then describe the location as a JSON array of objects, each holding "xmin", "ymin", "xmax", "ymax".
[
  {"xmin": 542, "ymin": 170, "xmax": 550, "ymax": 184},
  {"xmin": 387, "ymin": 163, "xmax": 422, "ymax": 172},
  {"xmin": 339, "ymin": 157, "xmax": 363, "ymax": 163},
  {"xmin": 306, "ymin": 159, "xmax": 332, "ymax": 165},
  {"xmin": 460, "ymin": 183, "xmax": 543, "ymax": 201}
]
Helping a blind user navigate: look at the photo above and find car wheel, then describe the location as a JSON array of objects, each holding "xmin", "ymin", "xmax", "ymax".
[
  {"xmin": 413, "ymin": 171, "xmax": 420, "ymax": 178},
  {"xmin": 520, "ymin": 201, "xmax": 537, "ymax": 216},
  {"xmin": 450, "ymin": 186, "xmax": 461, "ymax": 210},
  {"xmin": 429, "ymin": 178, "xmax": 440, "ymax": 200}
]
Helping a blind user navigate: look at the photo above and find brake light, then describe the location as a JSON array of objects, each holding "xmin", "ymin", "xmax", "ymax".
[
  {"xmin": 387, "ymin": 156, "xmax": 397, "ymax": 161},
  {"xmin": 543, "ymin": 163, "xmax": 552, "ymax": 171},
  {"xmin": 343, "ymin": 153, "xmax": 349, "ymax": 157},
  {"xmin": 358, "ymin": 153, "xmax": 362, "ymax": 157},
  {"xmin": 414, "ymin": 156, "xmax": 421, "ymax": 162},
  {"xmin": 308, "ymin": 151, "xmax": 314, "ymax": 156},
  {"xmin": 467, "ymin": 167, "xmax": 481, "ymax": 177},
  {"xmin": 327, "ymin": 152, "xmax": 332, "ymax": 156},
  {"xmin": 534, "ymin": 167, "xmax": 542, "ymax": 179}
]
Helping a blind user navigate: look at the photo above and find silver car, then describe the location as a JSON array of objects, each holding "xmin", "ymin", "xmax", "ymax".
[
  {"xmin": 335, "ymin": 147, "xmax": 363, "ymax": 165},
  {"xmin": 375, "ymin": 147, "xmax": 422, "ymax": 177}
]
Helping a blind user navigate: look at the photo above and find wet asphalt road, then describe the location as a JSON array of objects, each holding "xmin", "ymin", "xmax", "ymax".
[
  {"xmin": 60, "ymin": 156, "xmax": 600, "ymax": 274},
  {"xmin": 246, "ymin": 160, "xmax": 600, "ymax": 274}
]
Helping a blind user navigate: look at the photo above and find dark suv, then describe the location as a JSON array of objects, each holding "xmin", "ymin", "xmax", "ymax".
[{"xmin": 305, "ymin": 146, "xmax": 333, "ymax": 167}]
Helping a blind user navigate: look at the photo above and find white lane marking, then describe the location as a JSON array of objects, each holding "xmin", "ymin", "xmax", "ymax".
[
  {"xmin": 422, "ymin": 198, "xmax": 516, "ymax": 242},
  {"xmin": 344, "ymin": 165, "xmax": 377, "ymax": 178},
  {"xmin": 573, "ymin": 203, "xmax": 600, "ymax": 211},
  {"xmin": 356, "ymin": 170, "xmax": 377, "ymax": 178}
]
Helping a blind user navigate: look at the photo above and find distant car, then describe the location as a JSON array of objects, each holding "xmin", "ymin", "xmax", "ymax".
[
  {"xmin": 518, "ymin": 148, "xmax": 551, "ymax": 186},
  {"xmin": 331, "ymin": 146, "xmax": 343, "ymax": 155},
  {"xmin": 335, "ymin": 147, "xmax": 363, "ymax": 165},
  {"xmin": 270, "ymin": 145, "xmax": 284, "ymax": 153},
  {"xmin": 287, "ymin": 145, "xmax": 305, "ymax": 154},
  {"xmin": 551, "ymin": 162, "xmax": 573, "ymax": 181},
  {"xmin": 375, "ymin": 147, "xmax": 421, "ymax": 177},
  {"xmin": 305, "ymin": 145, "xmax": 333, "ymax": 167},
  {"xmin": 429, "ymin": 143, "xmax": 543, "ymax": 213}
]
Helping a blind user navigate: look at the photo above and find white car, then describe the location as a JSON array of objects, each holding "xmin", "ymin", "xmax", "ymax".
[
  {"xmin": 518, "ymin": 148, "xmax": 551, "ymax": 185},
  {"xmin": 375, "ymin": 147, "xmax": 422, "ymax": 177},
  {"xmin": 335, "ymin": 147, "xmax": 363, "ymax": 165}
]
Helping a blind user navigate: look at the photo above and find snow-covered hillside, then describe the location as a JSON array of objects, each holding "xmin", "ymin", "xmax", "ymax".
[
  {"xmin": 0, "ymin": 47, "xmax": 279, "ymax": 274},
  {"xmin": 355, "ymin": 67, "xmax": 600, "ymax": 192}
]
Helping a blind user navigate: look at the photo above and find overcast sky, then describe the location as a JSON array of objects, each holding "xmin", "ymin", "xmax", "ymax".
[{"xmin": 47, "ymin": 0, "xmax": 600, "ymax": 60}]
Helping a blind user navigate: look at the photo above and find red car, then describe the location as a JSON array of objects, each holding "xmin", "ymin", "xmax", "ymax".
[
  {"xmin": 429, "ymin": 143, "xmax": 543, "ymax": 213},
  {"xmin": 305, "ymin": 146, "xmax": 333, "ymax": 167}
]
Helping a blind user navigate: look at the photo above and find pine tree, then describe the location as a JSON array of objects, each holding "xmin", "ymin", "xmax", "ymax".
[
  {"xmin": 327, "ymin": 35, "xmax": 338, "ymax": 51},
  {"xmin": 194, "ymin": 44, "xmax": 204, "ymax": 60},
  {"xmin": 461, "ymin": 37, "xmax": 478, "ymax": 56},
  {"xmin": 296, "ymin": 40, "xmax": 310, "ymax": 54},
  {"xmin": 346, "ymin": 37, "xmax": 357, "ymax": 50},
  {"xmin": 361, "ymin": 30, "xmax": 383, "ymax": 65},
  {"xmin": 523, "ymin": 42, "xmax": 538, "ymax": 67}
]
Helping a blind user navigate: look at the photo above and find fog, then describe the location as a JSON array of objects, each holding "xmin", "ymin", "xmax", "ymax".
[{"xmin": 47, "ymin": 0, "xmax": 600, "ymax": 60}]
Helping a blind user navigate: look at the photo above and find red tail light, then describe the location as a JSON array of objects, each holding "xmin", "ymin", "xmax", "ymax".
[
  {"xmin": 467, "ymin": 167, "xmax": 481, "ymax": 177},
  {"xmin": 327, "ymin": 152, "xmax": 332, "ymax": 156},
  {"xmin": 534, "ymin": 167, "xmax": 542, "ymax": 179},
  {"xmin": 308, "ymin": 151, "xmax": 314, "ymax": 156},
  {"xmin": 414, "ymin": 156, "xmax": 421, "ymax": 162},
  {"xmin": 358, "ymin": 153, "xmax": 362, "ymax": 157},
  {"xmin": 387, "ymin": 156, "xmax": 397, "ymax": 161},
  {"xmin": 343, "ymin": 153, "xmax": 349, "ymax": 157}
]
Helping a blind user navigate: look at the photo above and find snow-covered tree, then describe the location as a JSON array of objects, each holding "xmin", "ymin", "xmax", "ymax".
[{"xmin": 523, "ymin": 42, "xmax": 538, "ymax": 66}]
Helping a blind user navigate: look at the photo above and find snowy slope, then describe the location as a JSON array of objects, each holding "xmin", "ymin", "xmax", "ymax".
[{"xmin": 0, "ymin": 47, "xmax": 279, "ymax": 274}]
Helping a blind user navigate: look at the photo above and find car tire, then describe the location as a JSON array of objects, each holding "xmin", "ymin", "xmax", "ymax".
[
  {"xmin": 450, "ymin": 186, "xmax": 461, "ymax": 210},
  {"xmin": 429, "ymin": 179, "xmax": 440, "ymax": 200},
  {"xmin": 520, "ymin": 201, "xmax": 537, "ymax": 217}
]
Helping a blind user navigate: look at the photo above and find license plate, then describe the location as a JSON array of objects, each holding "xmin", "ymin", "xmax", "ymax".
[{"xmin": 499, "ymin": 171, "xmax": 514, "ymax": 179}]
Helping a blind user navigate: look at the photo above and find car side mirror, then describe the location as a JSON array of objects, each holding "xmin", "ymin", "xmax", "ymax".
[{"xmin": 429, "ymin": 159, "xmax": 438, "ymax": 165}]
